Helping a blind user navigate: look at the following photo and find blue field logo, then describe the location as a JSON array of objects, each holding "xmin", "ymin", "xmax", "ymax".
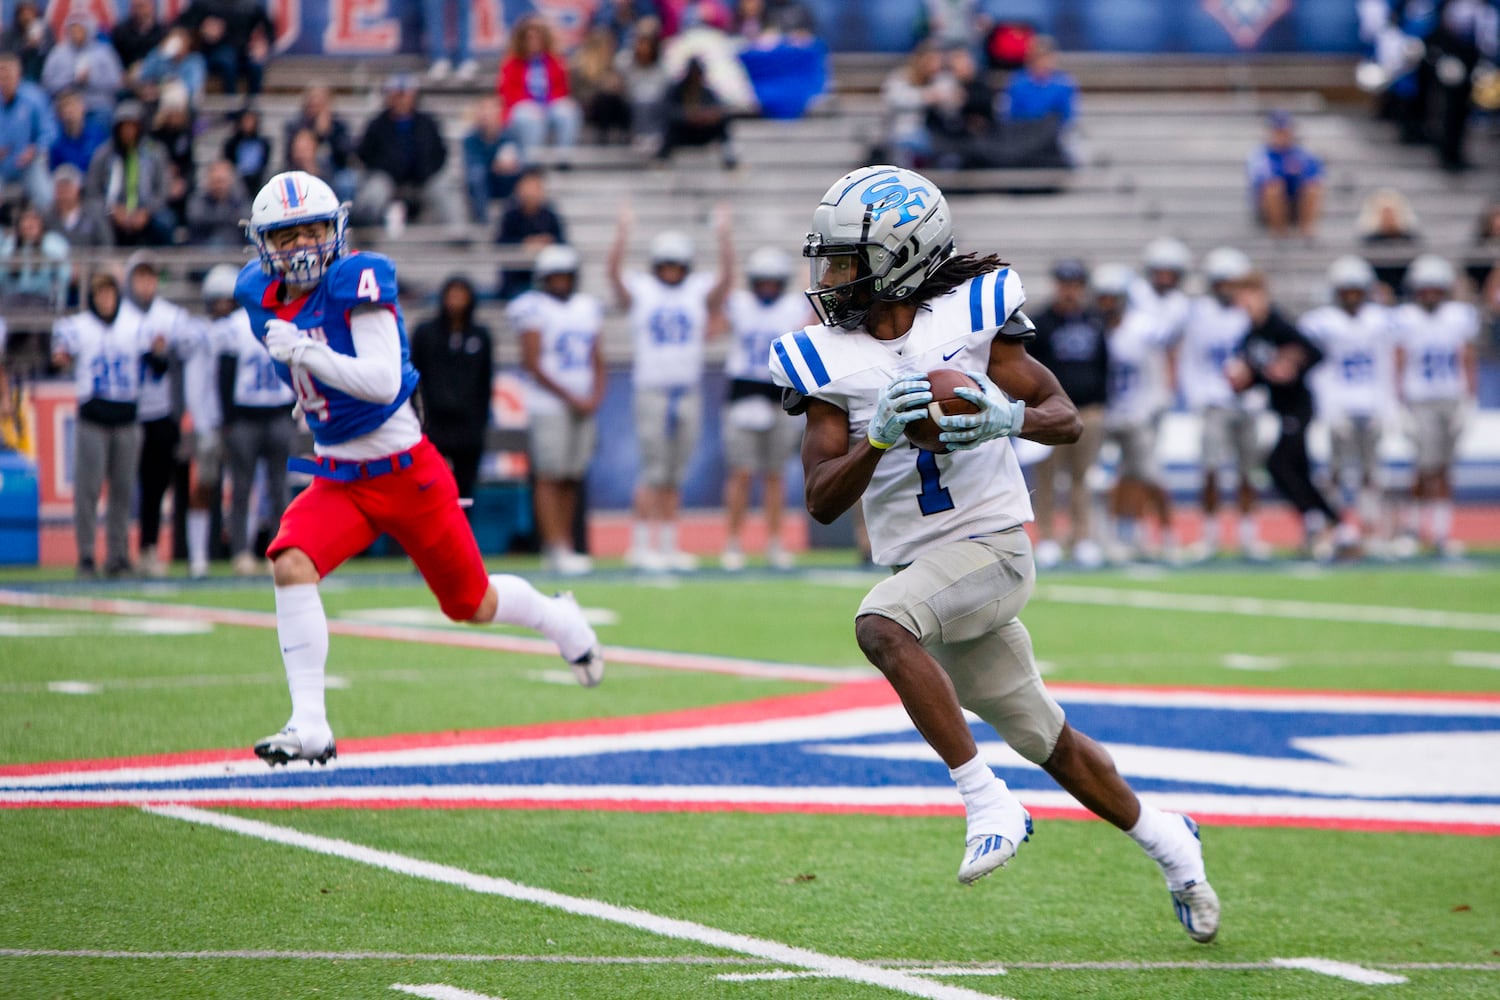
[{"xmin": 4, "ymin": 681, "xmax": 1498, "ymax": 835}]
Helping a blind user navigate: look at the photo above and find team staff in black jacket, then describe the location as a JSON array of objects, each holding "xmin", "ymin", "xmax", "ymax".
[{"xmin": 410, "ymin": 276, "xmax": 494, "ymax": 509}]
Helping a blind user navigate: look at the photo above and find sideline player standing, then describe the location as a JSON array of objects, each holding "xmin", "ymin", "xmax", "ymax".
[
  {"xmin": 235, "ymin": 171, "xmax": 603, "ymax": 767},
  {"xmin": 770, "ymin": 165, "xmax": 1219, "ymax": 942}
]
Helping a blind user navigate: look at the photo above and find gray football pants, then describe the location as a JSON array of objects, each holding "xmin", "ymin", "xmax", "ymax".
[{"xmin": 73, "ymin": 419, "xmax": 142, "ymax": 567}]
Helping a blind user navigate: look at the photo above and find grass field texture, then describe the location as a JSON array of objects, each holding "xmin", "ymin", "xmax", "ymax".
[{"xmin": 2, "ymin": 557, "xmax": 1498, "ymax": 999}]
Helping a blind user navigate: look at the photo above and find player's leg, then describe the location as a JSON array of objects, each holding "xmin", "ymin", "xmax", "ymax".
[
  {"xmin": 1068, "ymin": 404, "xmax": 1107, "ymax": 566},
  {"xmin": 658, "ymin": 389, "xmax": 701, "ymax": 570},
  {"xmin": 107, "ymin": 423, "xmax": 143, "ymax": 574},
  {"xmin": 185, "ymin": 436, "xmax": 222, "ymax": 579},
  {"xmin": 224, "ymin": 421, "xmax": 258, "ymax": 572},
  {"xmin": 629, "ymin": 389, "xmax": 667, "ymax": 568},
  {"xmin": 1233, "ymin": 411, "xmax": 1266, "ymax": 557},
  {"xmin": 253, "ymin": 479, "xmax": 380, "ymax": 766},
  {"xmin": 71, "ymin": 420, "xmax": 107, "ymax": 575},
  {"xmin": 379, "ymin": 440, "xmax": 604, "ymax": 685},
  {"xmin": 856, "ymin": 530, "xmax": 1036, "ymax": 884},
  {"xmin": 721, "ymin": 417, "xmax": 758, "ymax": 570},
  {"xmin": 136, "ymin": 417, "xmax": 177, "ymax": 577},
  {"xmin": 763, "ymin": 412, "xmax": 802, "ymax": 570},
  {"xmin": 1198, "ymin": 408, "xmax": 1225, "ymax": 557},
  {"xmin": 1258, "ymin": 179, "xmax": 1291, "ymax": 237}
]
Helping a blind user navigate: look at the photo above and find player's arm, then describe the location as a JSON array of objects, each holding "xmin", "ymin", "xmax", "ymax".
[
  {"xmin": 519, "ymin": 325, "xmax": 583, "ymax": 411},
  {"xmin": 800, "ymin": 397, "xmax": 886, "ymax": 524},
  {"xmin": 986, "ymin": 339, "xmax": 1082, "ymax": 445},
  {"xmin": 705, "ymin": 201, "xmax": 735, "ymax": 316},
  {"xmin": 265, "ymin": 305, "xmax": 403, "ymax": 404},
  {"xmin": 585, "ymin": 333, "xmax": 606, "ymax": 414},
  {"xmin": 606, "ymin": 204, "xmax": 632, "ymax": 309}
]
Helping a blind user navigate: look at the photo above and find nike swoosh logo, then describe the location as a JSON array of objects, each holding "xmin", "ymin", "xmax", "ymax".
[
  {"xmin": 281, "ymin": 643, "xmax": 309, "ymax": 654},
  {"xmin": 942, "ymin": 348, "xmax": 963, "ymax": 361},
  {"xmin": 418, "ymin": 479, "xmax": 438, "ymax": 491}
]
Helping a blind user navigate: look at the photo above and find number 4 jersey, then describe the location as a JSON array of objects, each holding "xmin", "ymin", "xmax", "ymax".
[
  {"xmin": 235, "ymin": 253, "xmax": 419, "ymax": 447},
  {"xmin": 769, "ymin": 267, "xmax": 1036, "ymax": 567}
]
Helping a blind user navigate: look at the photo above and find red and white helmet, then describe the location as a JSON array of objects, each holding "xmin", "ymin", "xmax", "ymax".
[{"xmin": 246, "ymin": 171, "xmax": 348, "ymax": 284}]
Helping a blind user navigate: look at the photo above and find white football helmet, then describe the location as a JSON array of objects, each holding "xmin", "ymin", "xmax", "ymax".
[
  {"xmin": 1406, "ymin": 253, "xmax": 1455, "ymax": 290},
  {"xmin": 1327, "ymin": 254, "xmax": 1375, "ymax": 290},
  {"xmin": 1090, "ymin": 262, "xmax": 1135, "ymax": 297},
  {"xmin": 746, "ymin": 246, "xmax": 793, "ymax": 282},
  {"xmin": 246, "ymin": 170, "xmax": 348, "ymax": 284},
  {"xmin": 1202, "ymin": 247, "xmax": 1252, "ymax": 284},
  {"xmin": 535, "ymin": 244, "xmax": 581, "ymax": 278},
  {"xmin": 650, "ymin": 231, "xmax": 695, "ymax": 267},
  {"xmin": 202, "ymin": 263, "xmax": 239, "ymax": 303},
  {"xmin": 803, "ymin": 164, "xmax": 954, "ymax": 329},
  {"xmin": 1143, "ymin": 237, "xmax": 1192, "ymax": 274}
]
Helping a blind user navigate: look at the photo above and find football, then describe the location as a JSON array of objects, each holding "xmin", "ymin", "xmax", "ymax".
[{"xmin": 903, "ymin": 368, "xmax": 982, "ymax": 453}]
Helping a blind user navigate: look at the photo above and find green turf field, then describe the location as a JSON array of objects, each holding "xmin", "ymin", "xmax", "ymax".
[{"xmin": 2, "ymin": 557, "xmax": 1498, "ymax": 999}]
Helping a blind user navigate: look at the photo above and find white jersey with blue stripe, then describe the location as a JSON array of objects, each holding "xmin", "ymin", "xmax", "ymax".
[
  {"xmin": 506, "ymin": 289, "xmax": 603, "ymax": 417},
  {"xmin": 52, "ymin": 310, "xmax": 153, "ymax": 406},
  {"xmin": 1179, "ymin": 295, "xmax": 1250, "ymax": 411},
  {"xmin": 1106, "ymin": 307, "xmax": 1177, "ymax": 426},
  {"xmin": 624, "ymin": 271, "xmax": 717, "ymax": 390},
  {"xmin": 1300, "ymin": 302, "xmax": 1396, "ymax": 420},
  {"xmin": 725, "ymin": 289, "xmax": 813, "ymax": 383},
  {"xmin": 234, "ymin": 253, "xmax": 419, "ymax": 447},
  {"xmin": 215, "ymin": 307, "xmax": 296, "ymax": 409},
  {"xmin": 120, "ymin": 296, "xmax": 196, "ymax": 423},
  {"xmin": 1391, "ymin": 300, "xmax": 1479, "ymax": 404},
  {"xmin": 768, "ymin": 267, "xmax": 1035, "ymax": 567}
]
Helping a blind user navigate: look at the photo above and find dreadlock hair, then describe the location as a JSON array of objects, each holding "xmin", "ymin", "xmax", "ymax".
[{"xmin": 909, "ymin": 252, "xmax": 1008, "ymax": 308}]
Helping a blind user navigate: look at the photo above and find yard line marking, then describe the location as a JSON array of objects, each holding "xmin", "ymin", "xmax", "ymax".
[
  {"xmin": 1453, "ymin": 651, "xmax": 1500, "ymax": 670},
  {"xmin": 0, "ymin": 590, "xmax": 867, "ymax": 685},
  {"xmin": 1036, "ymin": 584, "xmax": 1500, "ymax": 632},
  {"xmin": 143, "ymin": 806, "xmax": 1015, "ymax": 1000},
  {"xmin": 1271, "ymin": 957, "xmax": 1408, "ymax": 985},
  {"xmin": 1221, "ymin": 654, "xmax": 1286, "ymax": 672},
  {"xmin": 0, "ymin": 949, "xmax": 755, "ymax": 965},
  {"xmin": 391, "ymin": 985, "xmax": 502, "ymax": 1000}
]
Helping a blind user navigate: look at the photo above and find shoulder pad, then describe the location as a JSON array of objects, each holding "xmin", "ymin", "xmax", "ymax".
[
  {"xmin": 233, "ymin": 261, "xmax": 269, "ymax": 309},
  {"xmin": 328, "ymin": 253, "xmax": 399, "ymax": 307},
  {"xmin": 950, "ymin": 267, "xmax": 1027, "ymax": 337}
]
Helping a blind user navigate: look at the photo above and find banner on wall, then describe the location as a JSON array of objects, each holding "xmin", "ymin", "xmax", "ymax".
[{"xmin": 31, "ymin": 0, "xmax": 1359, "ymax": 55}]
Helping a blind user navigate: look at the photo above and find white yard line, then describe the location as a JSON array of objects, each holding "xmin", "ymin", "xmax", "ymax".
[
  {"xmin": 1037, "ymin": 584, "xmax": 1500, "ymax": 633},
  {"xmin": 0, "ymin": 949, "xmax": 751, "ymax": 965},
  {"xmin": 391, "ymin": 986, "xmax": 502, "ymax": 1000},
  {"xmin": 141, "ymin": 806, "xmax": 1014, "ymax": 1000},
  {"xmin": 1271, "ymin": 957, "xmax": 1409, "ymax": 985}
]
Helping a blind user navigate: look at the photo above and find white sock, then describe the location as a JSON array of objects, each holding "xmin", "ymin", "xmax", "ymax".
[
  {"xmin": 660, "ymin": 522, "xmax": 678, "ymax": 553},
  {"xmin": 1357, "ymin": 489, "xmax": 1382, "ymax": 531},
  {"xmin": 1127, "ymin": 802, "xmax": 1203, "ymax": 890},
  {"xmin": 1431, "ymin": 501, "xmax": 1453, "ymax": 543},
  {"xmin": 187, "ymin": 510, "xmax": 210, "ymax": 568},
  {"xmin": 949, "ymin": 755, "xmax": 1022, "ymax": 841},
  {"xmin": 631, "ymin": 521, "xmax": 652, "ymax": 554},
  {"xmin": 275, "ymin": 584, "xmax": 330, "ymax": 738},
  {"xmin": 488, "ymin": 573, "xmax": 556, "ymax": 632},
  {"xmin": 1238, "ymin": 515, "xmax": 1258, "ymax": 549}
]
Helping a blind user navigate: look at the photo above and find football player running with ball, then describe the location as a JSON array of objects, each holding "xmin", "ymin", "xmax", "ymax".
[
  {"xmin": 770, "ymin": 165, "xmax": 1219, "ymax": 942},
  {"xmin": 236, "ymin": 171, "xmax": 603, "ymax": 768}
]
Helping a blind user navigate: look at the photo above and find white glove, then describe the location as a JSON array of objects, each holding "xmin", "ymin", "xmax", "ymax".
[
  {"xmin": 868, "ymin": 374, "xmax": 932, "ymax": 450},
  {"xmin": 264, "ymin": 319, "xmax": 312, "ymax": 365},
  {"xmin": 937, "ymin": 370, "xmax": 1026, "ymax": 451}
]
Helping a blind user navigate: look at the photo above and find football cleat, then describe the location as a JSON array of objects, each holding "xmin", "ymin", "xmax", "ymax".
[
  {"xmin": 1171, "ymin": 880, "xmax": 1221, "ymax": 943},
  {"xmin": 253, "ymin": 727, "xmax": 336, "ymax": 767},
  {"xmin": 553, "ymin": 592, "xmax": 604, "ymax": 687},
  {"xmin": 957, "ymin": 812, "xmax": 1032, "ymax": 885},
  {"xmin": 569, "ymin": 645, "xmax": 605, "ymax": 688}
]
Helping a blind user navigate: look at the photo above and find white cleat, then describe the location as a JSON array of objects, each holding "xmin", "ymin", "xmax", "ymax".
[
  {"xmin": 663, "ymin": 548, "xmax": 699, "ymax": 572},
  {"xmin": 766, "ymin": 545, "xmax": 795, "ymax": 571},
  {"xmin": 957, "ymin": 812, "xmax": 1032, "ymax": 885},
  {"xmin": 1168, "ymin": 815, "xmax": 1220, "ymax": 943},
  {"xmin": 720, "ymin": 548, "xmax": 747, "ymax": 572},
  {"xmin": 1034, "ymin": 538, "xmax": 1063, "ymax": 570},
  {"xmin": 553, "ymin": 592, "xmax": 603, "ymax": 687},
  {"xmin": 253, "ymin": 726, "xmax": 336, "ymax": 767},
  {"xmin": 625, "ymin": 547, "xmax": 668, "ymax": 573}
]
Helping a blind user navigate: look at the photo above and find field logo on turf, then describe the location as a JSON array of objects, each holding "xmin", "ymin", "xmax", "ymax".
[{"xmin": 3, "ymin": 682, "xmax": 1499, "ymax": 835}]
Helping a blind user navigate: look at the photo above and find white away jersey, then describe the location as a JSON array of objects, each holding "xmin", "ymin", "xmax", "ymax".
[
  {"xmin": 1129, "ymin": 277, "xmax": 1190, "ymax": 345},
  {"xmin": 52, "ymin": 310, "xmax": 153, "ymax": 405},
  {"xmin": 215, "ymin": 308, "xmax": 295, "ymax": 409},
  {"xmin": 725, "ymin": 289, "xmax": 812, "ymax": 383},
  {"xmin": 768, "ymin": 267, "xmax": 1035, "ymax": 567},
  {"xmin": 1178, "ymin": 295, "xmax": 1250, "ymax": 411},
  {"xmin": 1105, "ymin": 307, "xmax": 1175, "ymax": 426},
  {"xmin": 120, "ymin": 296, "xmax": 197, "ymax": 422},
  {"xmin": 624, "ymin": 271, "xmax": 716, "ymax": 389},
  {"xmin": 1299, "ymin": 303, "xmax": 1395, "ymax": 419},
  {"xmin": 1391, "ymin": 300, "xmax": 1480, "ymax": 403},
  {"xmin": 507, "ymin": 290, "xmax": 603, "ymax": 416}
]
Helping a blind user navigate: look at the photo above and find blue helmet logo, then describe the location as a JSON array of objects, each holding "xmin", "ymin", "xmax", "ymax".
[{"xmin": 859, "ymin": 176, "xmax": 930, "ymax": 226}]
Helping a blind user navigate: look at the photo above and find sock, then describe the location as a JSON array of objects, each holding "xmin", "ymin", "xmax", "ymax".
[
  {"xmin": 1117, "ymin": 517, "xmax": 1140, "ymax": 547},
  {"xmin": 631, "ymin": 521, "xmax": 652, "ymax": 554},
  {"xmin": 1237, "ymin": 515, "xmax": 1258, "ymax": 549},
  {"xmin": 949, "ymin": 755, "xmax": 1020, "ymax": 841},
  {"xmin": 660, "ymin": 522, "xmax": 678, "ymax": 554},
  {"xmin": 1127, "ymin": 802, "xmax": 1203, "ymax": 890},
  {"xmin": 274, "ymin": 584, "xmax": 330, "ymax": 740},
  {"xmin": 1431, "ymin": 501, "xmax": 1453, "ymax": 543},
  {"xmin": 187, "ymin": 510, "xmax": 210, "ymax": 568},
  {"xmin": 1401, "ymin": 502, "xmax": 1421, "ymax": 537},
  {"xmin": 1357, "ymin": 489, "xmax": 1382, "ymax": 532},
  {"xmin": 488, "ymin": 573, "xmax": 556, "ymax": 632}
]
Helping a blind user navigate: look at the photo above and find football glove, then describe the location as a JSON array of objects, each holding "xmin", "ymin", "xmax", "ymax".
[
  {"xmin": 868, "ymin": 374, "xmax": 932, "ymax": 450},
  {"xmin": 263, "ymin": 319, "xmax": 312, "ymax": 365},
  {"xmin": 938, "ymin": 370, "xmax": 1026, "ymax": 451}
]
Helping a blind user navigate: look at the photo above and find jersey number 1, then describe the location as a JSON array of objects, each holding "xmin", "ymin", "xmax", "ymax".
[{"xmin": 915, "ymin": 449, "xmax": 955, "ymax": 515}]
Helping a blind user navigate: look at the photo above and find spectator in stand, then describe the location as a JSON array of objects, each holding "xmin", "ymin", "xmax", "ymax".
[
  {"xmin": 136, "ymin": 26, "xmax": 207, "ymax": 108},
  {"xmin": 735, "ymin": 2, "xmax": 829, "ymax": 120},
  {"xmin": 659, "ymin": 56, "xmax": 738, "ymax": 167},
  {"xmin": 284, "ymin": 126, "xmax": 342, "ymax": 195},
  {"xmin": 495, "ymin": 167, "xmax": 567, "ymax": 300},
  {"xmin": 1227, "ymin": 271, "xmax": 1345, "ymax": 558},
  {"xmin": 112, "ymin": 0, "xmax": 166, "ymax": 79},
  {"xmin": 1026, "ymin": 259, "xmax": 1108, "ymax": 570},
  {"xmin": 52, "ymin": 271, "xmax": 161, "ymax": 578},
  {"xmin": 1425, "ymin": 0, "xmax": 1497, "ymax": 172},
  {"xmin": 1248, "ymin": 110, "xmax": 1324, "ymax": 240},
  {"xmin": 85, "ymin": 100, "xmax": 173, "ymax": 246},
  {"xmin": 1358, "ymin": 187, "xmax": 1420, "ymax": 246},
  {"xmin": 0, "ymin": 204, "xmax": 69, "ymax": 311},
  {"xmin": 462, "ymin": 95, "xmax": 523, "ymax": 225},
  {"xmin": 281, "ymin": 86, "xmax": 353, "ymax": 194},
  {"xmin": 508, "ymin": 246, "xmax": 604, "ymax": 575},
  {"xmin": 151, "ymin": 84, "xmax": 196, "ymax": 236},
  {"xmin": 1468, "ymin": 199, "xmax": 1500, "ymax": 307},
  {"xmin": 40, "ymin": 14, "xmax": 123, "ymax": 130},
  {"xmin": 48, "ymin": 87, "xmax": 108, "ymax": 176},
  {"xmin": 175, "ymin": 0, "xmax": 274, "ymax": 97},
  {"xmin": 1001, "ymin": 35, "xmax": 1076, "ymax": 127},
  {"xmin": 0, "ymin": 52, "xmax": 57, "ymax": 210},
  {"xmin": 497, "ymin": 15, "xmax": 583, "ymax": 166},
  {"xmin": 411, "ymin": 276, "xmax": 495, "ymax": 511},
  {"xmin": 2, "ymin": 2, "xmax": 53, "ymax": 83},
  {"xmin": 43, "ymin": 163, "xmax": 111, "ymax": 250},
  {"xmin": 595, "ymin": 0, "xmax": 662, "ymax": 44},
  {"xmin": 186, "ymin": 159, "xmax": 249, "ymax": 246},
  {"xmin": 353, "ymin": 73, "xmax": 461, "ymax": 233},
  {"xmin": 573, "ymin": 25, "xmax": 633, "ymax": 144},
  {"xmin": 618, "ymin": 19, "xmax": 671, "ymax": 152},
  {"xmin": 421, "ymin": 0, "xmax": 477, "ymax": 82},
  {"xmin": 923, "ymin": 0, "xmax": 981, "ymax": 52},
  {"xmin": 222, "ymin": 105, "xmax": 271, "ymax": 197},
  {"xmin": 879, "ymin": 42, "xmax": 958, "ymax": 167}
]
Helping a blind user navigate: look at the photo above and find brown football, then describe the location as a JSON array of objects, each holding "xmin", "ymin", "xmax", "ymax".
[{"xmin": 903, "ymin": 368, "xmax": 982, "ymax": 453}]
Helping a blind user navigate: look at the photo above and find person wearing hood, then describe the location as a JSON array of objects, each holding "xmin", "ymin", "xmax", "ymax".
[
  {"xmin": 410, "ymin": 276, "xmax": 495, "ymax": 510},
  {"xmin": 40, "ymin": 14, "xmax": 123, "ymax": 129},
  {"xmin": 84, "ymin": 100, "xmax": 173, "ymax": 246},
  {"xmin": 51, "ymin": 271, "xmax": 163, "ymax": 578}
]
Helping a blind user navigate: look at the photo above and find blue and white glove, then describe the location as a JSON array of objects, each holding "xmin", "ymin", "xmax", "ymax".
[
  {"xmin": 867, "ymin": 374, "xmax": 932, "ymax": 450},
  {"xmin": 263, "ymin": 319, "xmax": 313, "ymax": 365},
  {"xmin": 937, "ymin": 370, "xmax": 1026, "ymax": 451}
]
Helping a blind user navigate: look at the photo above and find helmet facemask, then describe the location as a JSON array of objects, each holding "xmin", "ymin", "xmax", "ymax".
[{"xmin": 255, "ymin": 213, "xmax": 346, "ymax": 286}]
